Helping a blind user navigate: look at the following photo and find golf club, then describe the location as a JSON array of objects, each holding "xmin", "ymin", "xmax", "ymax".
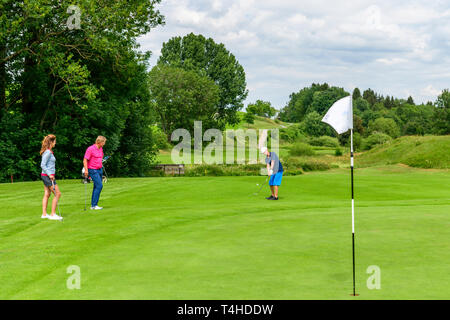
[
  {"xmin": 102, "ymin": 155, "xmax": 111, "ymax": 183},
  {"xmin": 253, "ymin": 176, "xmax": 269, "ymax": 196},
  {"xmin": 51, "ymin": 180, "xmax": 63, "ymax": 221},
  {"xmin": 81, "ymin": 168, "xmax": 91, "ymax": 211}
]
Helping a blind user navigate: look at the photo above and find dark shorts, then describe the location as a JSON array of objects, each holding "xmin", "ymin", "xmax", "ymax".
[{"xmin": 41, "ymin": 175, "xmax": 57, "ymax": 188}]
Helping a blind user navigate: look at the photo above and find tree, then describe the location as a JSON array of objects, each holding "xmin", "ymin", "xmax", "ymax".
[
  {"xmin": 300, "ymin": 111, "xmax": 334, "ymax": 137},
  {"xmin": 433, "ymin": 89, "xmax": 450, "ymax": 134},
  {"xmin": 407, "ymin": 96, "xmax": 415, "ymax": 105},
  {"xmin": 243, "ymin": 111, "xmax": 255, "ymax": 128},
  {"xmin": 363, "ymin": 88, "xmax": 377, "ymax": 106},
  {"xmin": 307, "ymin": 86, "xmax": 348, "ymax": 116},
  {"xmin": 157, "ymin": 33, "xmax": 248, "ymax": 127},
  {"xmin": 278, "ymin": 83, "xmax": 347, "ymax": 123},
  {"xmin": 368, "ymin": 117, "xmax": 401, "ymax": 138},
  {"xmin": 352, "ymin": 88, "xmax": 361, "ymax": 100},
  {"xmin": 0, "ymin": 0, "xmax": 165, "ymax": 181},
  {"xmin": 148, "ymin": 65, "xmax": 220, "ymax": 139},
  {"xmin": 247, "ymin": 100, "xmax": 276, "ymax": 118},
  {"xmin": 354, "ymin": 97, "xmax": 370, "ymax": 113}
]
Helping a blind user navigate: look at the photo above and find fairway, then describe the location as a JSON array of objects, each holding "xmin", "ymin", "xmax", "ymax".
[{"xmin": 0, "ymin": 166, "xmax": 449, "ymax": 300}]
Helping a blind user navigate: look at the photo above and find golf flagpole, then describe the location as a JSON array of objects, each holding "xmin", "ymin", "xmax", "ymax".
[
  {"xmin": 321, "ymin": 95, "xmax": 357, "ymax": 296},
  {"xmin": 351, "ymin": 128, "xmax": 356, "ymax": 296}
]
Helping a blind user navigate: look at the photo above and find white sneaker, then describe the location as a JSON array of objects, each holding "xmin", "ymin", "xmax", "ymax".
[
  {"xmin": 90, "ymin": 206, "xmax": 103, "ymax": 210},
  {"xmin": 41, "ymin": 214, "xmax": 49, "ymax": 219},
  {"xmin": 48, "ymin": 214, "xmax": 63, "ymax": 221}
]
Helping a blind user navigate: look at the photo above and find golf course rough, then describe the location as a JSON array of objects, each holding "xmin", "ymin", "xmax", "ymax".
[{"xmin": 0, "ymin": 165, "xmax": 449, "ymax": 299}]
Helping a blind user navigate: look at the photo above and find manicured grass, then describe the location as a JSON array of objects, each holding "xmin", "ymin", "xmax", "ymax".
[{"xmin": 1, "ymin": 166, "xmax": 448, "ymax": 299}]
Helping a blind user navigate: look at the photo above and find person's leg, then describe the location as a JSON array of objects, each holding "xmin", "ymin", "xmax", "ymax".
[
  {"xmin": 274, "ymin": 186, "xmax": 278, "ymax": 198},
  {"xmin": 270, "ymin": 185, "xmax": 275, "ymax": 197},
  {"xmin": 42, "ymin": 186, "xmax": 51, "ymax": 216},
  {"xmin": 273, "ymin": 172, "xmax": 282, "ymax": 199},
  {"xmin": 50, "ymin": 184, "xmax": 61, "ymax": 215},
  {"xmin": 90, "ymin": 169, "xmax": 103, "ymax": 207}
]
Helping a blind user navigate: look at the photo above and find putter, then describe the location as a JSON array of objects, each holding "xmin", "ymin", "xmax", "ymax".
[
  {"xmin": 253, "ymin": 176, "xmax": 269, "ymax": 196},
  {"xmin": 84, "ymin": 178, "xmax": 87, "ymax": 211},
  {"xmin": 52, "ymin": 180, "xmax": 63, "ymax": 221}
]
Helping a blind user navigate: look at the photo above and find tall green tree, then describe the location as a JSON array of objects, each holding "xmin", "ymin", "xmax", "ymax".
[
  {"xmin": 148, "ymin": 65, "xmax": 220, "ymax": 139},
  {"xmin": 0, "ymin": 0, "xmax": 165, "ymax": 181},
  {"xmin": 433, "ymin": 89, "xmax": 450, "ymax": 134},
  {"xmin": 243, "ymin": 111, "xmax": 255, "ymax": 128},
  {"xmin": 157, "ymin": 33, "xmax": 248, "ymax": 127},
  {"xmin": 247, "ymin": 100, "xmax": 277, "ymax": 118}
]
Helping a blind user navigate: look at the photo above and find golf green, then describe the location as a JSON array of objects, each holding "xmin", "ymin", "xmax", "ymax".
[{"xmin": 0, "ymin": 165, "xmax": 449, "ymax": 299}]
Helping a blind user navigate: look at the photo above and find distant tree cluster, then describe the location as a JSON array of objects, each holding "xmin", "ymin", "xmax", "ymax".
[
  {"xmin": 246, "ymin": 100, "xmax": 277, "ymax": 118},
  {"xmin": 278, "ymin": 84, "xmax": 450, "ymax": 145}
]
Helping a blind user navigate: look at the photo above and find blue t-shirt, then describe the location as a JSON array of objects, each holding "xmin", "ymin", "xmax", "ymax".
[{"xmin": 265, "ymin": 152, "xmax": 283, "ymax": 173}]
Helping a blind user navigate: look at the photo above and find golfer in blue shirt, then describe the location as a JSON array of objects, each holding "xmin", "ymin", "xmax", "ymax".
[{"xmin": 261, "ymin": 146, "xmax": 283, "ymax": 200}]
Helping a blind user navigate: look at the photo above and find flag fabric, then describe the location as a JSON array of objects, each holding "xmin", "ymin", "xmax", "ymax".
[{"xmin": 321, "ymin": 96, "xmax": 353, "ymax": 134}]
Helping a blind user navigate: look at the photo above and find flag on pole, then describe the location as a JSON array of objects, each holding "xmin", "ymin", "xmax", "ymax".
[
  {"xmin": 321, "ymin": 96, "xmax": 353, "ymax": 134},
  {"xmin": 322, "ymin": 95, "xmax": 358, "ymax": 296}
]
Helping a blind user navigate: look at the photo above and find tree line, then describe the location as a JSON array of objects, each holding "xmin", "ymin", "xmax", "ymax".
[
  {"xmin": 1, "ymin": 2, "xmax": 448, "ymax": 182},
  {"xmin": 277, "ymin": 83, "xmax": 449, "ymax": 148}
]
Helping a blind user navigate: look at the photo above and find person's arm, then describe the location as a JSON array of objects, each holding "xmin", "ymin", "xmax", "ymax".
[
  {"xmin": 267, "ymin": 163, "xmax": 271, "ymax": 176},
  {"xmin": 83, "ymin": 147, "xmax": 91, "ymax": 177},
  {"xmin": 83, "ymin": 158, "xmax": 89, "ymax": 177},
  {"xmin": 41, "ymin": 151, "xmax": 52, "ymax": 177}
]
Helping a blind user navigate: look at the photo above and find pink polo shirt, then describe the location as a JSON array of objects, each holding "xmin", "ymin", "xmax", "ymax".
[{"xmin": 84, "ymin": 144, "xmax": 104, "ymax": 169}]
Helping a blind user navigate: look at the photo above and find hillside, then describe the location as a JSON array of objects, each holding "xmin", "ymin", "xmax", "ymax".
[
  {"xmin": 357, "ymin": 135, "xmax": 450, "ymax": 169},
  {"xmin": 226, "ymin": 112, "xmax": 291, "ymax": 130}
]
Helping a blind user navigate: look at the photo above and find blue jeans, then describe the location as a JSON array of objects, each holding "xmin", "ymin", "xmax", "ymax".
[{"xmin": 88, "ymin": 168, "xmax": 103, "ymax": 207}]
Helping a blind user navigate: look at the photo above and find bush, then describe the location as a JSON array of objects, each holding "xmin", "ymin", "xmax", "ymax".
[
  {"xmin": 283, "ymin": 156, "xmax": 331, "ymax": 172},
  {"xmin": 308, "ymin": 136, "xmax": 339, "ymax": 148},
  {"xmin": 362, "ymin": 132, "xmax": 393, "ymax": 150},
  {"xmin": 289, "ymin": 142, "xmax": 315, "ymax": 157},
  {"xmin": 151, "ymin": 126, "xmax": 170, "ymax": 150},
  {"xmin": 279, "ymin": 125, "xmax": 303, "ymax": 143},
  {"xmin": 185, "ymin": 165, "xmax": 225, "ymax": 177},
  {"xmin": 299, "ymin": 159, "xmax": 331, "ymax": 172},
  {"xmin": 335, "ymin": 148, "xmax": 343, "ymax": 156},
  {"xmin": 368, "ymin": 117, "xmax": 400, "ymax": 138}
]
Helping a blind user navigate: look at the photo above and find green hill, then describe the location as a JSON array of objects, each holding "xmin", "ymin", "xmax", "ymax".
[
  {"xmin": 226, "ymin": 112, "xmax": 290, "ymax": 130},
  {"xmin": 357, "ymin": 135, "xmax": 450, "ymax": 169}
]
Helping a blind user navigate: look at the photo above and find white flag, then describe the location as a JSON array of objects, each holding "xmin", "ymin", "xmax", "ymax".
[{"xmin": 321, "ymin": 96, "xmax": 353, "ymax": 134}]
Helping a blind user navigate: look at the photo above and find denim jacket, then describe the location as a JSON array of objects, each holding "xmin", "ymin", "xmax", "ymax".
[{"xmin": 41, "ymin": 150, "xmax": 56, "ymax": 176}]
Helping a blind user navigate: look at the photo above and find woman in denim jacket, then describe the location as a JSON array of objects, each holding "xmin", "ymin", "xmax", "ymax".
[{"xmin": 40, "ymin": 134, "xmax": 63, "ymax": 221}]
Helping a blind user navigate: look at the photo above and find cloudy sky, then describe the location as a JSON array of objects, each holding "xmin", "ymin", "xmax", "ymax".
[{"xmin": 138, "ymin": 0, "xmax": 450, "ymax": 110}]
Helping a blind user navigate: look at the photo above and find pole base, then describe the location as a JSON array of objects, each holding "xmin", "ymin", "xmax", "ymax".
[{"xmin": 350, "ymin": 294, "xmax": 360, "ymax": 296}]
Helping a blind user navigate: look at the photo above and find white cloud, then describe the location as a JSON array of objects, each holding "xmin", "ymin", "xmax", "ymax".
[
  {"xmin": 421, "ymin": 85, "xmax": 442, "ymax": 98},
  {"xmin": 139, "ymin": 0, "xmax": 450, "ymax": 107}
]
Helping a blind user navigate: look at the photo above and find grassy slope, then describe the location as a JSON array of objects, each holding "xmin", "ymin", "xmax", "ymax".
[
  {"xmin": 157, "ymin": 114, "xmax": 291, "ymax": 164},
  {"xmin": 226, "ymin": 112, "xmax": 290, "ymax": 130},
  {"xmin": 0, "ymin": 166, "xmax": 449, "ymax": 299},
  {"xmin": 358, "ymin": 135, "xmax": 450, "ymax": 169}
]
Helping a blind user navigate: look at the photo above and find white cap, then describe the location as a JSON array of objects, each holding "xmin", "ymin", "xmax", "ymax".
[{"xmin": 260, "ymin": 146, "xmax": 267, "ymax": 154}]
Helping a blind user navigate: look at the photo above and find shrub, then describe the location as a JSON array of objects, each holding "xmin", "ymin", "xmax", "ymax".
[
  {"xmin": 289, "ymin": 142, "xmax": 315, "ymax": 156},
  {"xmin": 368, "ymin": 117, "xmax": 401, "ymax": 138},
  {"xmin": 335, "ymin": 148, "xmax": 343, "ymax": 156},
  {"xmin": 151, "ymin": 126, "xmax": 170, "ymax": 150},
  {"xmin": 299, "ymin": 159, "xmax": 331, "ymax": 172},
  {"xmin": 362, "ymin": 132, "xmax": 393, "ymax": 150},
  {"xmin": 308, "ymin": 136, "xmax": 339, "ymax": 148}
]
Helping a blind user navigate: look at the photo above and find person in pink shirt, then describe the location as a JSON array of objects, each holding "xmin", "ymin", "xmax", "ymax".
[{"xmin": 83, "ymin": 136, "xmax": 107, "ymax": 210}]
